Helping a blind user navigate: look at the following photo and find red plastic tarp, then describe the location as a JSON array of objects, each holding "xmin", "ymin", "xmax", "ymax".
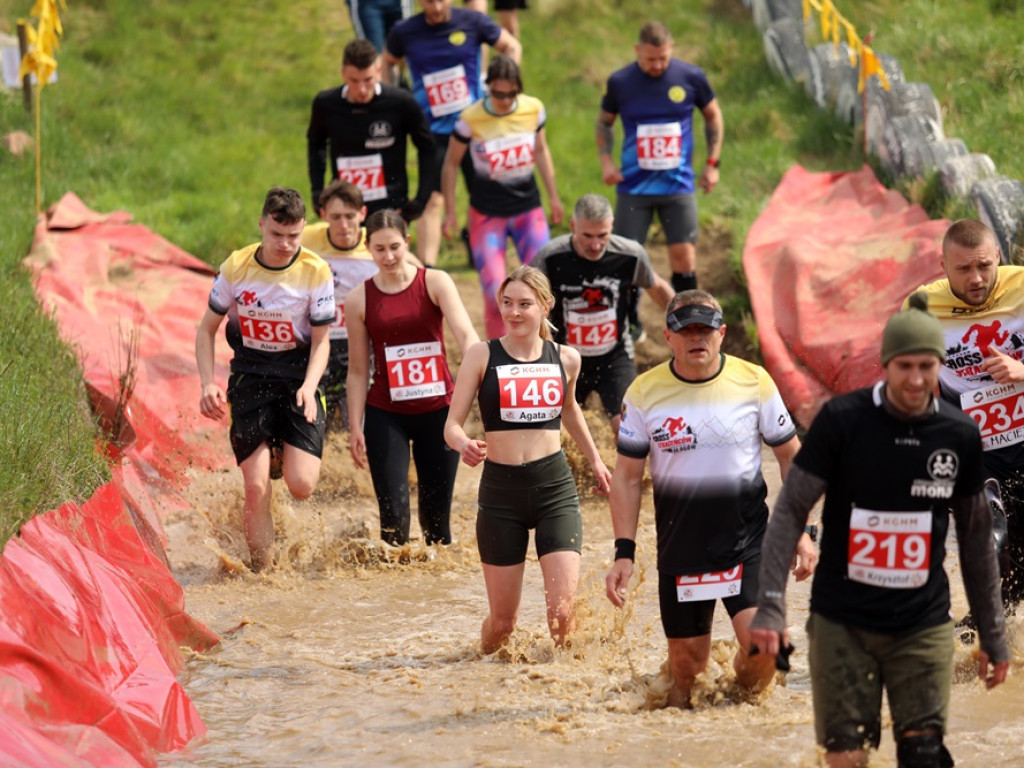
[
  {"xmin": 742, "ymin": 165, "xmax": 948, "ymax": 428},
  {"xmin": 0, "ymin": 193, "xmax": 229, "ymax": 766}
]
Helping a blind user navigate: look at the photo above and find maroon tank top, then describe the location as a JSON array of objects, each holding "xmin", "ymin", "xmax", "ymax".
[{"xmin": 365, "ymin": 268, "xmax": 453, "ymax": 414}]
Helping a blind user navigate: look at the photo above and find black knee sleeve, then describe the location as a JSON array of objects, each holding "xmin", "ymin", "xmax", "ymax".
[{"xmin": 897, "ymin": 733, "xmax": 954, "ymax": 768}]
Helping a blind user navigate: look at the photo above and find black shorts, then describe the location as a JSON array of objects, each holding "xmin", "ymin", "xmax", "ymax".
[
  {"xmin": 494, "ymin": 0, "xmax": 527, "ymax": 9},
  {"xmin": 476, "ymin": 451, "xmax": 582, "ymax": 566},
  {"xmin": 227, "ymin": 372, "xmax": 326, "ymax": 464},
  {"xmin": 614, "ymin": 192, "xmax": 698, "ymax": 247},
  {"xmin": 428, "ymin": 131, "xmax": 477, "ymax": 196},
  {"xmin": 576, "ymin": 347, "xmax": 636, "ymax": 419},
  {"xmin": 658, "ymin": 553, "xmax": 761, "ymax": 639}
]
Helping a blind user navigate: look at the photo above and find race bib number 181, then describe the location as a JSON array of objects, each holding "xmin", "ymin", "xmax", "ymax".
[{"xmin": 385, "ymin": 341, "xmax": 447, "ymax": 401}]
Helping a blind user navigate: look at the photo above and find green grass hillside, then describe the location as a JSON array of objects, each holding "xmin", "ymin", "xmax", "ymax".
[{"xmin": 1, "ymin": 0, "xmax": 1021, "ymax": 544}]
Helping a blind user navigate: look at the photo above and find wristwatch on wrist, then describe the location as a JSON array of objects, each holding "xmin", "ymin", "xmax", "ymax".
[
  {"xmin": 706, "ymin": 157, "xmax": 720, "ymax": 168},
  {"xmin": 803, "ymin": 524, "xmax": 818, "ymax": 542}
]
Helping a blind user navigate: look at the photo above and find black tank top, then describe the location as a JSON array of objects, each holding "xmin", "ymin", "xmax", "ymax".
[{"xmin": 478, "ymin": 338, "xmax": 566, "ymax": 432}]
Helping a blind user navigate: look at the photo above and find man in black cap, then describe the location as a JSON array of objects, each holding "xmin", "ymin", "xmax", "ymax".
[
  {"xmin": 605, "ymin": 289, "xmax": 816, "ymax": 708},
  {"xmin": 750, "ymin": 292, "xmax": 1009, "ymax": 768}
]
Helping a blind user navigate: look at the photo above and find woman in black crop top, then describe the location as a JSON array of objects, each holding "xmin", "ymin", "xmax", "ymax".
[{"xmin": 445, "ymin": 266, "xmax": 611, "ymax": 654}]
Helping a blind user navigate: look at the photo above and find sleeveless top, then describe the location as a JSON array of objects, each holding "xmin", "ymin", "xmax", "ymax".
[
  {"xmin": 365, "ymin": 268, "xmax": 453, "ymax": 414},
  {"xmin": 478, "ymin": 338, "xmax": 566, "ymax": 432}
]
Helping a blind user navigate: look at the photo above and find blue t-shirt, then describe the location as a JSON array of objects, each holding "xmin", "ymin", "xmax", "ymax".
[
  {"xmin": 386, "ymin": 8, "xmax": 502, "ymax": 135},
  {"xmin": 600, "ymin": 59, "xmax": 715, "ymax": 196}
]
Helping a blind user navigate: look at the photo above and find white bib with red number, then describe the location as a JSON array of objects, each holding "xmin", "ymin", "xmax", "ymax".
[
  {"xmin": 676, "ymin": 564, "xmax": 743, "ymax": 602},
  {"xmin": 384, "ymin": 341, "xmax": 447, "ymax": 401},
  {"xmin": 565, "ymin": 308, "xmax": 617, "ymax": 357},
  {"xmin": 423, "ymin": 65, "xmax": 472, "ymax": 117},
  {"xmin": 848, "ymin": 507, "xmax": 931, "ymax": 589},
  {"xmin": 483, "ymin": 133, "xmax": 535, "ymax": 181},
  {"xmin": 336, "ymin": 154, "xmax": 386, "ymax": 202},
  {"xmin": 329, "ymin": 300, "xmax": 348, "ymax": 340},
  {"xmin": 636, "ymin": 123, "xmax": 682, "ymax": 171},
  {"xmin": 239, "ymin": 307, "xmax": 297, "ymax": 352},
  {"xmin": 496, "ymin": 362, "xmax": 563, "ymax": 424},
  {"xmin": 960, "ymin": 381, "xmax": 1024, "ymax": 451}
]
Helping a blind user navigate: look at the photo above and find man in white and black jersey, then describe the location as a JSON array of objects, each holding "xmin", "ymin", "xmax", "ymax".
[
  {"xmin": 605, "ymin": 289, "xmax": 815, "ymax": 708},
  {"xmin": 750, "ymin": 293, "xmax": 1009, "ymax": 768},
  {"xmin": 532, "ymin": 194, "xmax": 673, "ymax": 432},
  {"xmin": 911, "ymin": 219, "xmax": 1024, "ymax": 617},
  {"xmin": 196, "ymin": 187, "xmax": 334, "ymax": 572}
]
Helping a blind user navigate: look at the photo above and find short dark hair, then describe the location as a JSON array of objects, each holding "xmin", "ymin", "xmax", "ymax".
[
  {"xmin": 638, "ymin": 21, "xmax": 673, "ymax": 47},
  {"xmin": 262, "ymin": 186, "xmax": 306, "ymax": 223},
  {"xmin": 942, "ymin": 219, "xmax": 997, "ymax": 254},
  {"xmin": 485, "ymin": 55, "xmax": 523, "ymax": 92},
  {"xmin": 365, "ymin": 208, "xmax": 408, "ymax": 242},
  {"xmin": 319, "ymin": 179, "xmax": 364, "ymax": 211},
  {"xmin": 343, "ymin": 38, "xmax": 378, "ymax": 70}
]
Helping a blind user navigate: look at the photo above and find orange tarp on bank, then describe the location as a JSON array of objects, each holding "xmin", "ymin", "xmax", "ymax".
[
  {"xmin": 743, "ymin": 165, "xmax": 948, "ymax": 428},
  {"xmin": 1, "ymin": 193, "xmax": 229, "ymax": 766}
]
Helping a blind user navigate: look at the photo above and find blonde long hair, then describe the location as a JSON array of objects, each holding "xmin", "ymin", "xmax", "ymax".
[{"xmin": 497, "ymin": 266, "xmax": 555, "ymax": 340}]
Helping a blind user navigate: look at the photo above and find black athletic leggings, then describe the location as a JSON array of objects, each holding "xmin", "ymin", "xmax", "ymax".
[{"xmin": 363, "ymin": 404, "xmax": 459, "ymax": 546}]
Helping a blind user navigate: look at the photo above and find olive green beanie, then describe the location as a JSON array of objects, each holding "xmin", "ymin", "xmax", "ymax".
[{"xmin": 880, "ymin": 291, "xmax": 946, "ymax": 365}]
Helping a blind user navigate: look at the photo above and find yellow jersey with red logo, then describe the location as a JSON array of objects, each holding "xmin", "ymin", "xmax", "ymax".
[
  {"xmin": 301, "ymin": 224, "xmax": 377, "ymax": 341},
  {"xmin": 208, "ymin": 242, "xmax": 335, "ymax": 379},
  {"xmin": 913, "ymin": 266, "xmax": 1024, "ymax": 471},
  {"xmin": 453, "ymin": 94, "xmax": 545, "ymax": 216},
  {"xmin": 617, "ymin": 354, "xmax": 797, "ymax": 574}
]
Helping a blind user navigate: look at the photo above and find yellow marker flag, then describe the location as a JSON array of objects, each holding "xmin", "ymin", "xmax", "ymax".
[{"xmin": 18, "ymin": 0, "xmax": 66, "ymax": 213}]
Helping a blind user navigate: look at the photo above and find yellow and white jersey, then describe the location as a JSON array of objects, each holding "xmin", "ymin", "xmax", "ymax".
[
  {"xmin": 913, "ymin": 266, "xmax": 1024, "ymax": 397},
  {"xmin": 453, "ymin": 94, "xmax": 545, "ymax": 216},
  {"xmin": 208, "ymin": 242, "xmax": 335, "ymax": 378},
  {"xmin": 914, "ymin": 266, "xmax": 1024, "ymax": 462},
  {"xmin": 617, "ymin": 355, "xmax": 797, "ymax": 574},
  {"xmin": 301, "ymin": 224, "xmax": 378, "ymax": 341}
]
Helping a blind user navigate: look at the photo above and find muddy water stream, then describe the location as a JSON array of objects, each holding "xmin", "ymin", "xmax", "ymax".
[{"xmin": 164, "ymin": 425, "xmax": 1024, "ymax": 768}]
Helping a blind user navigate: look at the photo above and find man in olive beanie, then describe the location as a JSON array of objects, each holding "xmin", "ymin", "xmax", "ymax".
[{"xmin": 749, "ymin": 292, "xmax": 1008, "ymax": 767}]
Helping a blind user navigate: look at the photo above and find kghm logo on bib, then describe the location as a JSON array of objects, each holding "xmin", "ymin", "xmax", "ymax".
[{"xmin": 668, "ymin": 85, "xmax": 686, "ymax": 103}]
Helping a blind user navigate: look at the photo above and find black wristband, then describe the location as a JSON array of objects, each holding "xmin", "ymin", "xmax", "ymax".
[{"xmin": 614, "ymin": 538, "xmax": 636, "ymax": 561}]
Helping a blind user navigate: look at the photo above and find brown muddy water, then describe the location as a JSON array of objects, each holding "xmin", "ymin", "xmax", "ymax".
[{"xmin": 164, "ymin": 425, "xmax": 1024, "ymax": 768}]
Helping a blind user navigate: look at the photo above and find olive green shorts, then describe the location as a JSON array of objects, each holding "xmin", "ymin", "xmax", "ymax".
[{"xmin": 807, "ymin": 612, "xmax": 953, "ymax": 752}]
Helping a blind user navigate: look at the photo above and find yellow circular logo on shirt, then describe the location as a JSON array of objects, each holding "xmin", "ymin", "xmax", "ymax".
[
  {"xmin": 450, "ymin": 31, "xmax": 466, "ymax": 46},
  {"xmin": 669, "ymin": 85, "xmax": 686, "ymax": 103}
]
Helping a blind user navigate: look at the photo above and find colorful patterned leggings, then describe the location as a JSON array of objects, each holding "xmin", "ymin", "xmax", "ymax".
[{"xmin": 468, "ymin": 205, "xmax": 550, "ymax": 338}]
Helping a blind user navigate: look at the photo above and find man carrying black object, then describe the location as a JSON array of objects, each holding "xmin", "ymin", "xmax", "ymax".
[
  {"xmin": 750, "ymin": 293, "xmax": 1009, "ymax": 768},
  {"xmin": 307, "ymin": 38, "xmax": 436, "ymax": 223},
  {"xmin": 606, "ymin": 290, "xmax": 814, "ymax": 708}
]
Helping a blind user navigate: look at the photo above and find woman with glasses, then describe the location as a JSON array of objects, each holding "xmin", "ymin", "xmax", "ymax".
[{"xmin": 441, "ymin": 55, "xmax": 563, "ymax": 339}]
